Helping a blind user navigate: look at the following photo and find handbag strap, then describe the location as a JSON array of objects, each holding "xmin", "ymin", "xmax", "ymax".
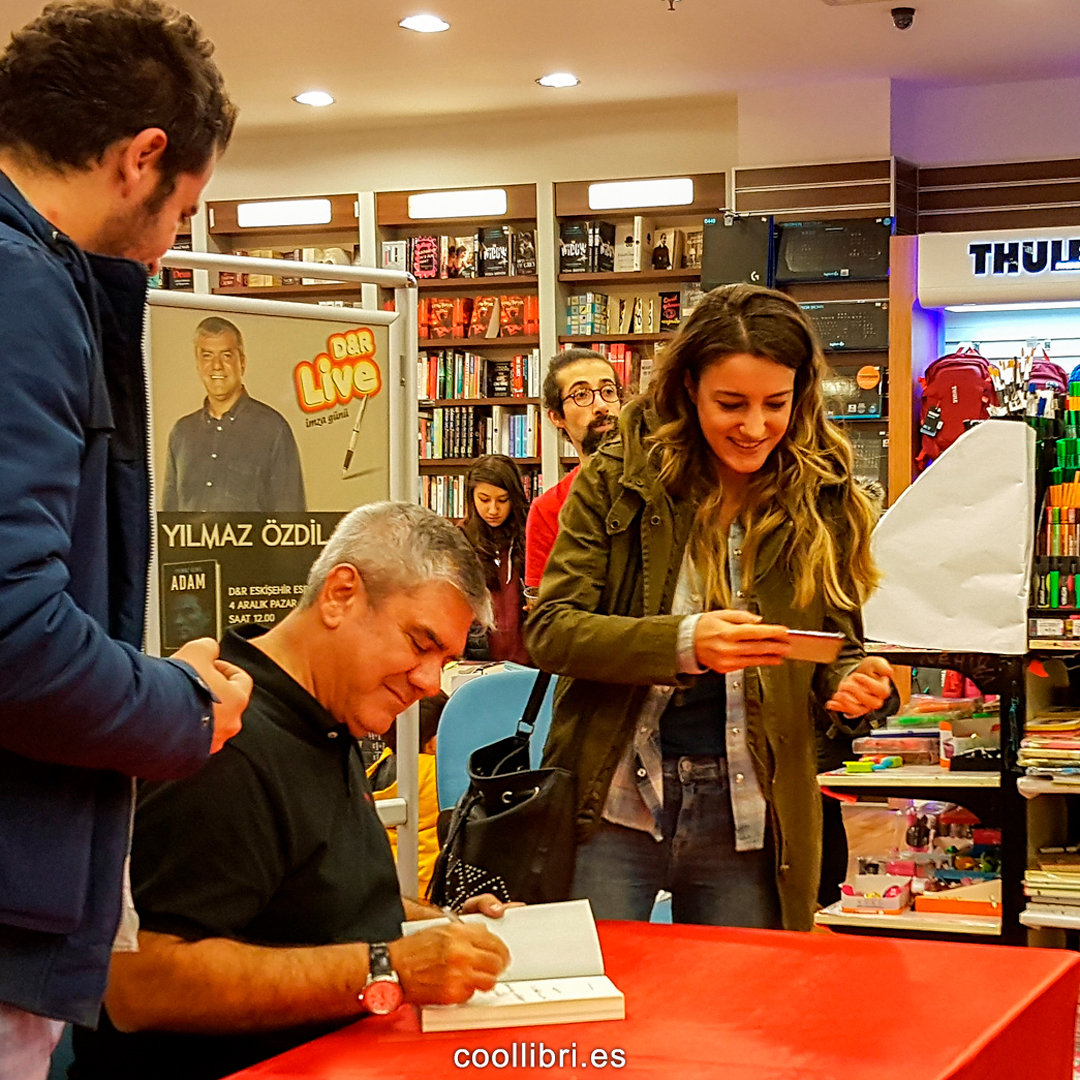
[{"xmin": 514, "ymin": 670, "xmax": 552, "ymax": 742}]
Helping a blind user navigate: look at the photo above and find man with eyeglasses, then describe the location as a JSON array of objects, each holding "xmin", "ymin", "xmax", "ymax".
[{"xmin": 525, "ymin": 349, "xmax": 623, "ymax": 594}]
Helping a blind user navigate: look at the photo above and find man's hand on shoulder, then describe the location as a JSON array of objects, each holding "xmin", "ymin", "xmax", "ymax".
[
  {"xmin": 388, "ymin": 922, "xmax": 509, "ymax": 1006},
  {"xmin": 172, "ymin": 637, "xmax": 252, "ymax": 753}
]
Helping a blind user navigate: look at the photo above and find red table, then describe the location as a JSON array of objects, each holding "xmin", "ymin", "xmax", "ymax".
[{"xmin": 227, "ymin": 921, "xmax": 1080, "ymax": 1079}]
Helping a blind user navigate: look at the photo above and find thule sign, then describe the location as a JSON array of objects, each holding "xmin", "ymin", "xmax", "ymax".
[{"xmin": 919, "ymin": 227, "xmax": 1080, "ymax": 307}]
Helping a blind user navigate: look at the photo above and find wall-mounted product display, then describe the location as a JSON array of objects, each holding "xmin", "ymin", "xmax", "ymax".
[
  {"xmin": 377, "ymin": 184, "xmax": 542, "ymax": 517},
  {"xmin": 700, "ymin": 214, "xmax": 774, "ymax": 291},
  {"xmin": 552, "ymin": 174, "xmax": 725, "ymax": 467},
  {"xmin": 774, "ymin": 217, "xmax": 894, "ymax": 284},
  {"xmin": 206, "ymin": 194, "xmax": 363, "ymax": 305}
]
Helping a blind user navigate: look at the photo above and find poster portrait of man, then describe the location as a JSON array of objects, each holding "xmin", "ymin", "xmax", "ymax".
[{"xmin": 162, "ymin": 317, "xmax": 307, "ymax": 512}]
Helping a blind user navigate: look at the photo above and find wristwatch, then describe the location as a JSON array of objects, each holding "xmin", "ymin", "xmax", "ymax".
[{"xmin": 360, "ymin": 943, "xmax": 403, "ymax": 1015}]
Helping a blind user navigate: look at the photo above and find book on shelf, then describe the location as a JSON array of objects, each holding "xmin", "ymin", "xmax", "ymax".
[
  {"xmin": 410, "ymin": 235, "xmax": 441, "ymax": 279},
  {"xmin": 479, "ymin": 226, "xmax": 511, "ymax": 277},
  {"xmin": 299, "ymin": 245, "xmax": 353, "ymax": 285},
  {"xmin": 613, "ymin": 216, "xmax": 654, "ymax": 273},
  {"xmin": 168, "ymin": 238, "xmax": 194, "ymax": 291},
  {"xmin": 650, "ymin": 228, "xmax": 682, "ymax": 272},
  {"xmin": 450, "ymin": 234, "xmax": 478, "ymax": 278},
  {"xmin": 277, "ymin": 248, "xmax": 301, "ymax": 287},
  {"xmin": 381, "ymin": 239, "xmax": 408, "ymax": 271},
  {"xmin": 680, "ymin": 281, "xmax": 705, "ymax": 315},
  {"xmin": 590, "ymin": 220, "xmax": 616, "ymax": 273},
  {"xmin": 510, "ymin": 227, "xmax": 536, "ymax": 276},
  {"xmin": 683, "ymin": 227, "xmax": 704, "ymax": 270},
  {"xmin": 403, "ymin": 900, "xmax": 623, "ymax": 1033},
  {"xmin": 468, "ymin": 296, "xmax": 501, "ymax": 338},
  {"xmin": 559, "ymin": 221, "xmax": 590, "ymax": 273},
  {"xmin": 499, "ymin": 295, "xmax": 527, "ymax": 337},
  {"xmin": 659, "ymin": 290, "xmax": 681, "ymax": 332}
]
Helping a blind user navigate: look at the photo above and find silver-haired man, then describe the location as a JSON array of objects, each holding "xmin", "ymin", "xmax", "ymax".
[{"xmin": 73, "ymin": 503, "xmax": 511, "ymax": 1080}]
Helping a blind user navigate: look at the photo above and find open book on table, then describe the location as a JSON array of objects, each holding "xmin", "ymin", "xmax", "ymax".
[{"xmin": 400, "ymin": 899, "xmax": 625, "ymax": 1032}]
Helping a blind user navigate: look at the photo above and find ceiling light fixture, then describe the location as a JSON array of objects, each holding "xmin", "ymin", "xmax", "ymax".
[
  {"xmin": 588, "ymin": 178, "xmax": 695, "ymax": 211},
  {"xmin": 399, "ymin": 14, "xmax": 450, "ymax": 32},
  {"xmin": 408, "ymin": 188, "xmax": 508, "ymax": 219},
  {"xmin": 293, "ymin": 91, "xmax": 334, "ymax": 107},
  {"xmin": 236, "ymin": 199, "xmax": 333, "ymax": 229},
  {"xmin": 537, "ymin": 72, "xmax": 579, "ymax": 88}
]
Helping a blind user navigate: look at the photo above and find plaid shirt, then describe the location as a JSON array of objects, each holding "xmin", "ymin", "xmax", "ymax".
[{"xmin": 602, "ymin": 522, "xmax": 769, "ymax": 852}]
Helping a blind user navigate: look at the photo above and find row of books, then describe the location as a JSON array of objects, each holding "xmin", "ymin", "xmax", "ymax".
[
  {"xmin": 566, "ymin": 284, "xmax": 702, "ymax": 336},
  {"xmin": 419, "ymin": 349, "xmax": 541, "ymax": 402},
  {"xmin": 420, "ymin": 469, "xmax": 541, "ymax": 520},
  {"xmin": 559, "ymin": 217, "xmax": 704, "ymax": 274},
  {"xmin": 383, "ymin": 228, "xmax": 536, "ymax": 280},
  {"xmin": 216, "ymin": 245, "xmax": 357, "ymax": 288},
  {"xmin": 149, "ymin": 239, "xmax": 193, "ymax": 291},
  {"xmin": 418, "ymin": 404, "xmax": 541, "ymax": 461},
  {"xmin": 419, "ymin": 295, "xmax": 539, "ymax": 340},
  {"xmin": 1019, "ymin": 706, "xmax": 1080, "ymax": 775},
  {"xmin": 567, "ymin": 342, "xmax": 647, "ymax": 397}
]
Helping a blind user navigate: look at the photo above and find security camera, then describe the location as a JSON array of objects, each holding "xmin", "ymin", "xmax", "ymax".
[{"xmin": 891, "ymin": 6, "xmax": 915, "ymax": 29}]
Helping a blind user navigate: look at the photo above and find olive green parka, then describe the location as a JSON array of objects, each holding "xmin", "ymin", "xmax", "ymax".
[{"xmin": 525, "ymin": 397, "xmax": 868, "ymax": 931}]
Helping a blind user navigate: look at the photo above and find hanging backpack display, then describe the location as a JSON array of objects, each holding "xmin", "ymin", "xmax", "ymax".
[{"xmin": 916, "ymin": 346, "xmax": 996, "ymax": 470}]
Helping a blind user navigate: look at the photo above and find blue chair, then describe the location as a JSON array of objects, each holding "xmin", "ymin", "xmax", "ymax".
[{"xmin": 436, "ymin": 667, "xmax": 555, "ymax": 811}]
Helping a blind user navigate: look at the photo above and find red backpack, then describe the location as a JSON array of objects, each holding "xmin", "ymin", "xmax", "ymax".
[{"xmin": 917, "ymin": 346, "xmax": 997, "ymax": 470}]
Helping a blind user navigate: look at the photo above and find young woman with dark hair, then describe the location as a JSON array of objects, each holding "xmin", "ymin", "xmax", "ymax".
[{"xmin": 462, "ymin": 454, "xmax": 531, "ymax": 665}]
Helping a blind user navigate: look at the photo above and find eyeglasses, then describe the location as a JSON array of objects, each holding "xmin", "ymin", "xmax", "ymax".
[{"xmin": 562, "ymin": 384, "xmax": 620, "ymax": 408}]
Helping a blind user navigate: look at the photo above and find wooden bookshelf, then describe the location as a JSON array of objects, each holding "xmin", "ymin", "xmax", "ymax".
[
  {"xmin": 418, "ymin": 275, "xmax": 538, "ymax": 292},
  {"xmin": 559, "ymin": 333, "xmax": 674, "ymax": 345},
  {"xmin": 419, "ymin": 457, "xmax": 541, "ymax": 469},
  {"xmin": 212, "ymin": 283, "xmax": 360, "ymax": 299},
  {"xmin": 420, "ymin": 397, "xmax": 540, "ymax": 407},
  {"xmin": 558, "ymin": 270, "xmax": 699, "ymax": 286},
  {"xmin": 421, "ymin": 336, "xmax": 539, "ymax": 349}
]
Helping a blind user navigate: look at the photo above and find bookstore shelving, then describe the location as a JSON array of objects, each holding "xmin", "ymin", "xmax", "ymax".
[
  {"xmin": 551, "ymin": 173, "xmax": 727, "ymax": 475},
  {"xmin": 376, "ymin": 184, "xmax": 544, "ymax": 517},
  {"xmin": 204, "ymin": 194, "xmax": 364, "ymax": 306}
]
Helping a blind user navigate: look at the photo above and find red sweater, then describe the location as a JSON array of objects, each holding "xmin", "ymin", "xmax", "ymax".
[{"xmin": 524, "ymin": 466, "xmax": 579, "ymax": 588}]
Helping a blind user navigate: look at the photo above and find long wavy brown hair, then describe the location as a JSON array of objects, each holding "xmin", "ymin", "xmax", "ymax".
[
  {"xmin": 647, "ymin": 283, "xmax": 879, "ymax": 611},
  {"xmin": 462, "ymin": 455, "xmax": 528, "ymax": 592}
]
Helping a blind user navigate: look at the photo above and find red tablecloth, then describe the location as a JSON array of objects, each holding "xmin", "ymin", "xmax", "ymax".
[{"xmin": 227, "ymin": 921, "xmax": 1080, "ymax": 1079}]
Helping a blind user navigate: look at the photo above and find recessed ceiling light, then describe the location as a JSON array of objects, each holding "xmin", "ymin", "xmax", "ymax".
[
  {"xmin": 537, "ymin": 72, "xmax": 579, "ymax": 88},
  {"xmin": 293, "ymin": 91, "xmax": 334, "ymax": 107},
  {"xmin": 399, "ymin": 14, "xmax": 450, "ymax": 32}
]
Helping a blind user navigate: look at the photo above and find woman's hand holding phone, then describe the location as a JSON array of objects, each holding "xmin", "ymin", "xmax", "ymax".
[{"xmin": 693, "ymin": 610, "xmax": 791, "ymax": 674}]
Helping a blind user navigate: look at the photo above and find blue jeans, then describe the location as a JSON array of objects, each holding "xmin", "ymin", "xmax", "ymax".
[{"xmin": 572, "ymin": 756, "xmax": 782, "ymax": 928}]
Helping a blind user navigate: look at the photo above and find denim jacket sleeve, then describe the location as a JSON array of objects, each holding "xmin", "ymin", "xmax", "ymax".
[{"xmin": 0, "ymin": 241, "xmax": 212, "ymax": 779}]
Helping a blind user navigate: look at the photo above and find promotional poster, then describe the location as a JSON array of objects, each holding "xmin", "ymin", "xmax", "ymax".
[{"xmin": 149, "ymin": 305, "xmax": 392, "ymax": 653}]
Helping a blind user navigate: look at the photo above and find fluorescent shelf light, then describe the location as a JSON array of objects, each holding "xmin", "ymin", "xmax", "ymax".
[
  {"xmin": 407, "ymin": 188, "xmax": 508, "ymax": 219},
  {"xmin": 537, "ymin": 72, "xmax": 579, "ymax": 88},
  {"xmin": 236, "ymin": 199, "xmax": 333, "ymax": 229},
  {"xmin": 293, "ymin": 91, "xmax": 334, "ymax": 107},
  {"xmin": 588, "ymin": 178, "xmax": 695, "ymax": 211},
  {"xmin": 399, "ymin": 14, "xmax": 450, "ymax": 32},
  {"xmin": 944, "ymin": 301, "xmax": 1080, "ymax": 313}
]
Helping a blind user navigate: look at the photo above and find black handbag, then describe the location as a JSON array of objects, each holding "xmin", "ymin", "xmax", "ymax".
[{"xmin": 428, "ymin": 671, "xmax": 577, "ymax": 910}]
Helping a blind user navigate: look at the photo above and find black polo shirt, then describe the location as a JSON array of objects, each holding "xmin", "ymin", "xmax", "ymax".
[{"xmin": 72, "ymin": 624, "xmax": 405, "ymax": 1080}]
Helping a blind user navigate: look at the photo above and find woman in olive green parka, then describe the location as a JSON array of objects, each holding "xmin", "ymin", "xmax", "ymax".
[{"xmin": 525, "ymin": 284, "xmax": 895, "ymax": 932}]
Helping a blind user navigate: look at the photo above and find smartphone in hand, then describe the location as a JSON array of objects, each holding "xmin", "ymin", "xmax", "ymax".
[{"xmin": 786, "ymin": 630, "xmax": 844, "ymax": 664}]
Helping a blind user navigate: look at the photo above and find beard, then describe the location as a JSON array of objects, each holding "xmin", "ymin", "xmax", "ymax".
[
  {"xmin": 85, "ymin": 172, "xmax": 176, "ymax": 264},
  {"xmin": 581, "ymin": 417, "xmax": 615, "ymax": 456}
]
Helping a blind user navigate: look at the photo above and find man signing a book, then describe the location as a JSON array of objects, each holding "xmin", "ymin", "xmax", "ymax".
[{"xmin": 72, "ymin": 504, "xmax": 512, "ymax": 1080}]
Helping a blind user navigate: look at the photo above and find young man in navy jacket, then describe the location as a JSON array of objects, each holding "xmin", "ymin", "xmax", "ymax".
[{"xmin": 0, "ymin": 3, "xmax": 251, "ymax": 1074}]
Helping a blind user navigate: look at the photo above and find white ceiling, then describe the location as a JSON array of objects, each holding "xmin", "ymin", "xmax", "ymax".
[{"xmin": 3, "ymin": 0, "xmax": 1079, "ymax": 131}]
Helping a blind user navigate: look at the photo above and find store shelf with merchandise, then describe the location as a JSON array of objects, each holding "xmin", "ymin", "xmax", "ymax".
[
  {"xmin": 812, "ymin": 645, "xmax": 1024, "ymax": 944},
  {"xmin": 204, "ymin": 194, "xmax": 364, "ymax": 305},
  {"xmin": 552, "ymin": 173, "xmax": 727, "ymax": 401},
  {"xmin": 375, "ymin": 184, "xmax": 545, "ymax": 516}
]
